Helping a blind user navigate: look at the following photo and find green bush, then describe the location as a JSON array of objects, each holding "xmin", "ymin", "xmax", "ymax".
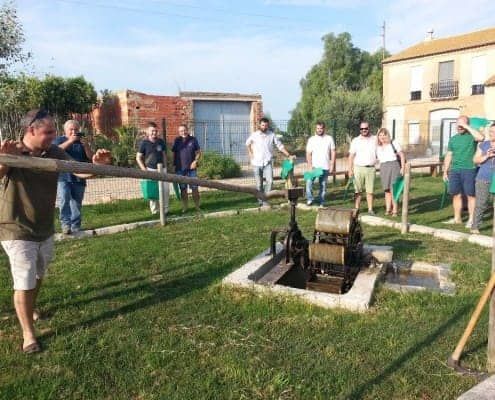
[{"xmin": 197, "ymin": 152, "xmax": 242, "ymax": 179}]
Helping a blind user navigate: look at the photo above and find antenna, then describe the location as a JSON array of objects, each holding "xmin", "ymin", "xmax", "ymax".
[{"xmin": 381, "ymin": 21, "xmax": 386, "ymax": 60}]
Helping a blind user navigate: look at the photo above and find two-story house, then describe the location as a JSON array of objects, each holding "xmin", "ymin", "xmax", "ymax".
[{"xmin": 382, "ymin": 27, "xmax": 495, "ymax": 157}]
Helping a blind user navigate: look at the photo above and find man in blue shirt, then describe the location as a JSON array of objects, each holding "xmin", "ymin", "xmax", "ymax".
[
  {"xmin": 54, "ymin": 120, "xmax": 93, "ymax": 234},
  {"xmin": 172, "ymin": 124, "xmax": 201, "ymax": 213}
]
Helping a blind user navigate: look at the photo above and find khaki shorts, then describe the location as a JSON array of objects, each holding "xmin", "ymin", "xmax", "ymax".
[
  {"xmin": 1, "ymin": 236, "xmax": 54, "ymax": 290},
  {"xmin": 354, "ymin": 166, "xmax": 376, "ymax": 194}
]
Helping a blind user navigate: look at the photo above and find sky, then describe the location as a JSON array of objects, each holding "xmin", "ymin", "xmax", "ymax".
[{"xmin": 13, "ymin": 0, "xmax": 495, "ymax": 120}]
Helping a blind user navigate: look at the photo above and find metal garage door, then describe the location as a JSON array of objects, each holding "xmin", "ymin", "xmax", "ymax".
[{"xmin": 193, "ymin": 101, "xmax": 251, "ymax": 164}]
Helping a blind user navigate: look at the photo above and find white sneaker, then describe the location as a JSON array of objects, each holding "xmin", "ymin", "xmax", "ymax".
[
  {"xmin": 470, "ymin": 229, "xmax": 480, "ymax": 234},
  {"xmin": 443, "ymin": 218, "xmax": 461, "ymax": 225},
  {"xmin": 465, "ymin": 219, "xmax": 473, "ymax": 229}
]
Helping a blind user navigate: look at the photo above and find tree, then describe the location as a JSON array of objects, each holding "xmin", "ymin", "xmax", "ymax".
[
  {"xmin": 0, "ymin": 1, "xmax": 29, "ymax": 72},
  {"xmin": 288, "ymin": 32, "xmax": 389, "ymax": 147}
]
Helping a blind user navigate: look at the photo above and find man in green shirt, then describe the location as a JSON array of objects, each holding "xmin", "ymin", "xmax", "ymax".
[
  {"xmin": 0, "ymin": 109, "xmax": 111, "ymax": 353},
  {"xmin": 442, "ymin": 115, "xmax": 484, "ymax": 227}
]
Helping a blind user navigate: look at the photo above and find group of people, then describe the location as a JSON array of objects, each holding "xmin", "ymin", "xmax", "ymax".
[
  {"xmin": 247, "ymin": 118, "xmax": 406, "ymax": 217},
  {"xmin": 442, "ymin": 116, "xmax": 495, "ymax": 234}
]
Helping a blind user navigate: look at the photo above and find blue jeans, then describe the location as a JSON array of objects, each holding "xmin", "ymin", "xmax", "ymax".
[
  {"xmin": 253, "ymin": 163, "xmax": 273, "ymax": 205},
  {"xmin": 306, "ymin": 169, "xmax": 329, "ymax": 205},
  {"xmin": 57, "ymin": 181, "xmax": 86, "ymax": 230}
]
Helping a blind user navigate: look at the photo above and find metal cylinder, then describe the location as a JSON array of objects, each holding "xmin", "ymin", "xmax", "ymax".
[
  {"xmin": 309, "ymin": 243, "xmax": 346, "ymax": 265},
  {"xmin": 314, "ymin": 208, "xmax": 357, "ymax": 234}
]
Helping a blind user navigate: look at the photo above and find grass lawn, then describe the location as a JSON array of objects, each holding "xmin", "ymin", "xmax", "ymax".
[{"xmin": 0, "ymin": 209, "xmax": 492, "ymax": 399}]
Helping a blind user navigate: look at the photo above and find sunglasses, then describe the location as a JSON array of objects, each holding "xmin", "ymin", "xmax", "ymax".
[
  {"xmin": 29, "ymin": 109, "xmax": 50, "ymax": 126},
  {"xmin": 360, "ymin": 127, "xmax": 369, "ymax": 131}
]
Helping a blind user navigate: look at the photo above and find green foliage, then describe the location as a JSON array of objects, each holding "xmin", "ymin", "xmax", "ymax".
[
  {"xmin": 94, "ymin": 125, "xmax": 140, "ymax": 167},
  {"xmin": 197, "ymin": 151, "xmax": 242, "ymax": 179},
  {"xmin": 288, "ymin": 32, "xmax": 389, "ymax": 145}
]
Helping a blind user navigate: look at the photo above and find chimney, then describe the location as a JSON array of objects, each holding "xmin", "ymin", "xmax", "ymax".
[{"xmin": 426, "ymin": 29, "xmax": 434, "ymax": 41}]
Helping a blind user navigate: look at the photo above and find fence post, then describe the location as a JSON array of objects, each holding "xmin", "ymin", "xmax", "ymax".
[
  {"xmin": 487, "ymin": 201, "xmax": 495, "ymax": 372},
  {"xmin": 157, "ymin": 163, "xmax": 166, "ymax": 226},
  {"xmin": 401, "ymin": 162, "xmax": 411, "ymax": 234}
]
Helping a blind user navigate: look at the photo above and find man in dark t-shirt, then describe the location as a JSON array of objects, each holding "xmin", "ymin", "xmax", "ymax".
[
  {"xmin": 171, "ymin": 124, "xmax": 201, "ymax": 213},
  {"xmin": 54, "ymin": 119, "xmax": 93, "ymax": 234},
  {"xmin": 136, "ymin": 122, "xmax": 169, "ymax": 215},
  {"xmin": 0, "ymin": 109, "xmax": 111, "ymax": 354}
]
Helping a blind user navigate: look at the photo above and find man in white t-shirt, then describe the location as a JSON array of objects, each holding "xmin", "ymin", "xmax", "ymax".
[
  {"xmin": 348, "ymin": 121, "xmax": 377, "ymax": 214},
  {"xmin": 246, "ymin": 117, "xmax": 292, "ymax": 206},
  {"xmin": 305, "ymin": 121, "xmax": 336, "ymax": 206}
]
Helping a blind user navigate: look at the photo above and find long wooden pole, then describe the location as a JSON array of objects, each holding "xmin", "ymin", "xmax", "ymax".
[
  {"xmin": 157, "ymin": 163, "xmax": 166, "ymax": 226},
  {"xmin": 0, "ymin": 154, "xmax": 283, "ymax": 200},
  {"xmin": 487, "ymin": 201, "xmax": 495, "ymax": 372}
]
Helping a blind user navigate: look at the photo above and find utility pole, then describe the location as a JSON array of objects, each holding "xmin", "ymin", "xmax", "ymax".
[{"xmin": 381, "ymin": 21, "xmax": 386, "ymax": 60}]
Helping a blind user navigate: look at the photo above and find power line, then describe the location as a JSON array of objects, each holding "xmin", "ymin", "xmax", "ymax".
[{"xmin": 53, "ymin": 0, "xmax": 322, "ymax": 33}]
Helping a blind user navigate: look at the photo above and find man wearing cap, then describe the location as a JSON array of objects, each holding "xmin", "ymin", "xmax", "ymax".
[{"xmin": 0, "ymin": 109, "xmax": 111, "ymax": 354}]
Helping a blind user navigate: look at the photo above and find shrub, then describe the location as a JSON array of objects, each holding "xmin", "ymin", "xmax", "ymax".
[{"xmin": 197, "ymin": 152, "xmax": 242, "ymax": 179}]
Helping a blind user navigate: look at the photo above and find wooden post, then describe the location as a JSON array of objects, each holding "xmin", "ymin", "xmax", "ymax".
[
  {"xmin": 487, "ymin": 201, "xmax": 495, "ymax": 372},
  {"xmin": 157, "ymin": 163, "xmax": 166, "ymax": 226},
  {"xmin": 401, "ymin": 162, "xmax": 411, "ymax": 234}
]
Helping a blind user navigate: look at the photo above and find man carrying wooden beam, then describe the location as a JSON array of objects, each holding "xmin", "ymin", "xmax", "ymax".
[{"xmin": 0, "ymin": 109, "xmax": 111, "ymax": 354}]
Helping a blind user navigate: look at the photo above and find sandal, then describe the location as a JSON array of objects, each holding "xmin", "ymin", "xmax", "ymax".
[
  {"xmin": 385, "ymin": 210, "xmax": 391, "ymax": 216},
  {"xmin": 22, "ymin": 341, "xmax": 41, "ymax": 354},
  {"xmin": 392, "ymin": 212, "xmax": 398, "ymax": 217}
]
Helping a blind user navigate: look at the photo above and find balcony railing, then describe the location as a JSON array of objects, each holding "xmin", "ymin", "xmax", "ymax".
[{"xmin": 430, "ymin": 80, "xmax": 458, "ymax": 100}]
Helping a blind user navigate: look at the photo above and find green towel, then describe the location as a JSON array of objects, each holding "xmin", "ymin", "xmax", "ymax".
[
  {"xmin": 470, "ymin": 117, "xmax": 490, "ymax": 131},
  {"xmin": 490, "ymin": 173, "xmax": 495, "ymax": 194},
  {"xmin": 281, "ymin": 159, "xmax": 294, "ymax": 180},
  {"xmin": 303, "ymin": 168, "xmax": 324, "ymax": 181},
  {"xmin": 392, "ymin": 176, "xmax": 404, "ymax": 203},
  {"xmin": 439, "ymin": 179, "xmax": 449, "ymax": 209},
  {"xmin": 140, "ymin": 180, "xmax": 159, "ymax": 200},
  {"xmin": 173, "ymin": 182, "xmax": 181, "ymax": 200}
]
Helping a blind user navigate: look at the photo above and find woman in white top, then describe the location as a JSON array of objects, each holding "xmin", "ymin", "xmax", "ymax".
[{"xmin": 376, "ymin": 128, "xmax": 405, "ymax": 216}]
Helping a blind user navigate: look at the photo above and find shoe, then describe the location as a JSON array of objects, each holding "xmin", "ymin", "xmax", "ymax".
[
  {"xmin": 443, "ymin": 218, "xmax": 461, "ymax": 225},
  {"xmin": 22, "ymin": 341, "xmax": 41, "ymax": 354},
  {"xmin": 71, "ymin": 227, "xmax": 80, "ymax": 233},
  {"xmin": 391, "ymin": 212, "xmax": 398, "ymax": 217},
  {"xmin": 465, "ymin": 220, "xmax": 473, "ymax": 229},
  {"xmin": 367, "ymin": 210, "xmax": 375, "ymax": 216},
  {"xmin": 470, "ymin": 229, "xmax": 480, "ymax": 234},
  {"xmin": 318, "ymin": 204, "xmax": 325, "ymax": 209},
  {"xmin": 385, "ymin": 210, "xmax": 391, "ymax": 216},
  {"xmin": 62, "ymin": 226, "xmax": 71, "ymax": 235},
  {"xmin": 306, "ymin": 201, "xmax": 313, "ymax": 206}
]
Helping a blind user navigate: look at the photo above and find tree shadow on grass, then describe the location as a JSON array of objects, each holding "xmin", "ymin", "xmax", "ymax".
[
  {"xmin": 345, "ymin": 303, "xmax": 472, "ymax": 400},
  {"xmin": 39, "ymin": 258, "xmax": 242, "ymax": 342}
]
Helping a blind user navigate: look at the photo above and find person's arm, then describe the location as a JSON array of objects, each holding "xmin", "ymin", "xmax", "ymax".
[
  {"xmin": 190, "ymin": 149, "xmax": 201, "ymax": 170},
  {"xmin": 57, "ymin": 136, "xmax": 77, "ymax": 150},
  {"xmin": 443, "ymin": 151, "xmax": 452, "ymax": 181},
  {"xmin": 306, "ymin": 151, "xmax": 312, "ymax": 170},
  {"xmin": 136, "ymin": 152, "xmax": 147, "ymax": 171},
  {"xmin": 459, "ymin": 121, "xmax": 484, "ymax": 142},
  {"xmin": 246, "ymin": 136, "xmax": 254, "ymax": 161},
  {"xmin": 348, "ymin": 153, "xmax": 355, "ymax": 177},
  {"xmin": 398, "ymin": 151, "xmax": 405, "ymax": 175},
  {"xmin": 73, "ymin": 149, "xmax": 112, "ymax": 179},
  {"xmin": 0, "ymin": 140, "xmax": 23, "ymax": 179},
  {"xmin": 81, "ymin": 137, "xmax": 93, "ymax": 161},
  {"xmin": 473, "ymin": 143, "xmax": 494, "ymax": 165},
  {"xmin": 274, "ymin": 135, "xmax": 291, "ymax": 158}
]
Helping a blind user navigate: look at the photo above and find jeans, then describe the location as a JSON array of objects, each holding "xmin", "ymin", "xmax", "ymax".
[
  {"xmin": 306, "ymin": 169, "xmax": 329, "ymax": 205},
  {"xmin": 472, "ymin": 180, "xmax": 492, "ymax": 230},
  {"xmin": 57, "ymin": 181, "xmax": 86, "ymax": 231},
  {"xmin": 253, "ymin": 163, "xmax": 273, "ymax": 205}
]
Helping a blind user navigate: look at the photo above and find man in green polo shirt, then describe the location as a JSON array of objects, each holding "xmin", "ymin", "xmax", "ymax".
[
  {"xmin": 0, "ymin": 109, "xmax": 111, "ymax": 354},
  {"xmin": 442, "ymin": 115, "xmax": 484, "ymax": 227}
]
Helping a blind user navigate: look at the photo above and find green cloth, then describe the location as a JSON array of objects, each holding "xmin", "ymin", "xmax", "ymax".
[
  {"xmin": 173, "ymin": 182, "xmax": 181, "ymax": 200},
  {"xmin": 490, "ymin": 173, "xmax": 495, "ymax": 194},
  {"xmin": 303, "ymin": 168, "xmax": 324, "ymax": 181},
  {"xmin": 392, "ymin": 176, "xmax": 404, "ymax": 203},
  {"xmin": 470, "ymin": 117, "xmax": 490, "ymax": 131},
  {"xmin": 447, "ymin": 134, "xmax": 476, "ymax": 170},
  {"xmin": 140, "ymin": 180, "xmax": 159, "ymax": 200},
  {"xmin": 281, "ymin": 159, "xmax": 294, "ymax": 180},
  {"xmin": 0, "ymin": 145, "xmax": 71, "ymax": 241},
  {"xmin": 440, "ymin": 180, "xmax": 449, "ymax": 209}
]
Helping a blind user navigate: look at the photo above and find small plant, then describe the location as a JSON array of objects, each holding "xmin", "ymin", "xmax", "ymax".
[{"xmin": 197, "ymin": 151, "xmax": 242, "ymax": 179}]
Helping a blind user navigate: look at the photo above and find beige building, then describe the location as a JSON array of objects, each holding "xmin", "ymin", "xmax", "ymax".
[{"xmin": 382, "ymin": 27, "xmax": 495, "ymax": 157}]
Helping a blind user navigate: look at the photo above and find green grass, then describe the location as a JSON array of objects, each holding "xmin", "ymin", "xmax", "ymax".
[{"xmin": 0, "ymin": 210, "xmax": 492, "ymax": 399}]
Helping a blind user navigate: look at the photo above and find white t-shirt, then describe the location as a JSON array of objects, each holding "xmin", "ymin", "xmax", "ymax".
[
  {"xmin": 376, "ymin": 140, "xmax": 402, "ymax": 163},
  {"xmin": 245, "ymin": 130, "xmax": 285, "ymax": 167},
  {"xmin": 306, "ymin": 134, "xmax": 335, "ymax": 170},
  {"xmin": 349, "ymin": 135, "xmax": 377, "ymax": 166}
]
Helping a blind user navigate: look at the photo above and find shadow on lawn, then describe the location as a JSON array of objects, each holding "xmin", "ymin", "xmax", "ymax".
[
  {"xmin": 346, "ymin": 303, "xmax": 472, "ymax": 400},
  {"xmin": 39, "ymin": 258, "xmax": 241, "ymax": 342}
]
